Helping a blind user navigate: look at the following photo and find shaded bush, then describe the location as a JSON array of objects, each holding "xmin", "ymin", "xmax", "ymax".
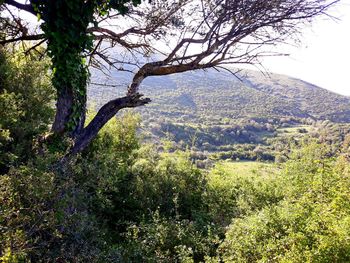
[{"xmin": 0, "ymin": 47, "xmax": 54, "ymax": 173}]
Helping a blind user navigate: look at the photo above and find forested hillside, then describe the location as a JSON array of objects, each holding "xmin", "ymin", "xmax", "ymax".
[
  {"xmin": 89, "ymin": 68, "xmax": 350, "ymax": 165},
  {"xmin": 240, "ymin": 70, "xmax": 350, "ymax": 122},
  {"xmin": 89, "ymin": 68, "xmax": 350, "ymax": 123}
]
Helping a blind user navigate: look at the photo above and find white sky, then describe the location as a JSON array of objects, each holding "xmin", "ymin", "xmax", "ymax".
[{"xmin": 261, "ymin": 1, "xmax": 350, "ymax": 96}]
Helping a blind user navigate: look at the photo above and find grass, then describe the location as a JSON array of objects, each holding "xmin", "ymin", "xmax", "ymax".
[
  {"xmin": 277, "ymin": 125, "xmax": 311, "ymax": 135},
  {"xmin": 214, "ymin": 161, "xmax": 278, "ymax": 178}
]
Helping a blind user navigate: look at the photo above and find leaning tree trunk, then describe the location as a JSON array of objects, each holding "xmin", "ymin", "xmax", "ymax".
[
  {"xmin": 69, "ymin": 93, "xmax": 150, "ymax": 156},
  {"xmin": 38, "ymin": 1, "xmax": 153, "ymax": 157},
  {"xmin": 51, "ymin": 86, "xmax": 74, "ymax": 134}
]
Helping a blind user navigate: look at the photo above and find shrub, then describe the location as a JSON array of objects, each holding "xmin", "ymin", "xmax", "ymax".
[
  {"xmin": 119, "ymin": 211, "xmax": 219, "ymax": 262},
  {"xmin": 205, "ymin": 162, "xmax": 283, "ymax": 227},
  {"xmin": 218, "ymin": 143, "xmax": 350, "ymax": 263},
  {"xmin": 0, "ymin": 47, "xmax": 54, "ymax": 173}
]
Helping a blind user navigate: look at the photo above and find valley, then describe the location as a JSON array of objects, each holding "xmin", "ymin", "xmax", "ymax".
[{"xmin": 88, "ymin": 68, "xmax": 350, "ymax": 166}]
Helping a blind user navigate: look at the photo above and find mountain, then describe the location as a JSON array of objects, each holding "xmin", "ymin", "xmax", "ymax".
[
  {"xmin": 88, "ymin": 68, "xmax": 350, "ymax": 123},
  {"xmin": 88, "ymin": 68, "xmax": 350, "ymax": 161},
  {"xmin": 239, "ymin": 70, "xmax": 350, "ymax": 122}
]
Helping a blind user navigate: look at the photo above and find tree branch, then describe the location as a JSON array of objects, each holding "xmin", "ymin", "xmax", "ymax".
[
  {"xmin": 0, "ymin": 34, "xmax": 45, "ymax": 45},
  {"xmin": 3, "ymin": 0, "xmax": 36, "ymax": 16},
  {"xmin": 69, "ymin": 93, "xmax": 151, "ymax": 155},
  {"xmin": 88, "ymin": 27, "xmax": 149, "ymax": 49}
]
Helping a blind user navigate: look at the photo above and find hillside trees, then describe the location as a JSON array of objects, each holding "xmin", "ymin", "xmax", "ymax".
[{"xmin": 1, "ymin": 0, "xmax": 339, "ymax": 156}]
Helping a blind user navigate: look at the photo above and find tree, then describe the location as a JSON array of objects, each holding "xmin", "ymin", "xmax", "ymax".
[{"xmin": 0, "ymin": 0, "xmax": 338, "ymax": 156}]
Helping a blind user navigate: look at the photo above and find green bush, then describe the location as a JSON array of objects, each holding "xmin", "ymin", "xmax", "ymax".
[
  {"xmin": 205, "ymin": 162, "xmax": 283, "ymax": 227},
  {"xmin": 78, "ymin": 111, "xmax": 207, "ymax": 224},
  {"xmin": 118, "ymin": 211, "xmax": 219, "ymax": 262},
  {"xmin": 218, "ymin": 143, "xmax": 350, "ymax": 263},
  {"xmin": 0, "ymin": 159, "xmax": 104, "ymax": 262},
  {"xmin": 73, "ymin": 112, "xmax": 216, "ymax": 261},
  {"xmin": 0, "ymin": 47, "xmax": 54, "ymax": 173}
]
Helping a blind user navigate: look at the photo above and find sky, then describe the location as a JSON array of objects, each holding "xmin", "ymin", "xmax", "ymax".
[{"xmin": 261, "ymin": 1, "xmax": 350, "ymax": 96}]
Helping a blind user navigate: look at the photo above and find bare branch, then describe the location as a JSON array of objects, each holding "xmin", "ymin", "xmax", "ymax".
[
  {"xmin": 24, "ymin": 38, "xmax": 46, "ymax": 54},
  {"xmin": 99, "ymin": 0, "xmax": 339, "ymax": 96},
  {"xmin": 3, "ymin": 0, "xmax": 36, "ymax": 16},
  {"xmin": 70, "ymin": 93, "xmax": 151, "ymax": 155},
  {"xmin": 0, "ymin": 34, "xmax": 45, "ymax": 45}
]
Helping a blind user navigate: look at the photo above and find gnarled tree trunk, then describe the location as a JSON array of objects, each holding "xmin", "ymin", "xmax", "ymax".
[
  {"xmin": 51, "ymin": 86, "xmax": 86, "ymax": 137},
  {"xmin": 51, "ymin": 86, "xmax": 74, "ymax": 134},
  {"xmin": 69, "ymin": 93, "xmax": 150, "ymax": 156}
]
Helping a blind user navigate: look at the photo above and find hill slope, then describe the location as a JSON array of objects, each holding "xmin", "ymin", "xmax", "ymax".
[
  {"xmin": 88, "ymin": 68, "xmax": 350, "ymax": 160},
  {"xmin": 89, "ymin": 68, "xmax": 350, "ymax": 124},
  {"xmin": 239, "ymin": 70, "xmax": 350, "ymax": 122}
]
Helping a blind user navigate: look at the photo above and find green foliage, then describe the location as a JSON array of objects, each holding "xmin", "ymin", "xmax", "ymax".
[
  {"xmin": 0, "ymin": 163, "xmax": 56, "ymax": 261},
  {"xmin": 86, "ymin": 110, "xmax": 141, "ymax": 161},
  {"xmin": 130, "ymin": 149, "xmax": 207, "ymax": 221},
  {"xmin": 2, "ymin": 100, "xmax": 350, "ymax": 262},
  {"xmin": 72, "ymin": 112, "xmax": 217, "ymax": 261},
  {"xmin": 1, "ymin": 50, "xmax": 350, "ymax": 262},
  {"xmin": 205, "ymin": 161, "xmax": 283, "ymax": 226},
  {"xmin": 218, "ymin": 143, "xmax": 350, "ymax": 263},
  {"xmin": 0, "ymin": 154, "xmax": 109, "ymax": 262},
  {"xmin": 0, "ymin": 47, "xmax": 54, "ymax": 173},
  {"xmin": 77, "ymin": 112, "xmax": 208, "ymax": 226},
  {"xmin": 119, "ymin": 211, "xmax": 218, "ymax": 262}
]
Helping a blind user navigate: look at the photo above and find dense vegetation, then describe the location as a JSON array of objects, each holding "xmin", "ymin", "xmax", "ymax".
[
  {"xmin": 0, "ymin": 47, "xmax": 54, "ymax": 174},
  {"xmin": 1, "ymin": 46, "xmax": 350, "ymax": 262}
]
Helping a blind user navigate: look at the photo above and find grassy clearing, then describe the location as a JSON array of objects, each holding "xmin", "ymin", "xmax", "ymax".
[
  {"xmin": 277, "ymin": 125, "xmax": 311, "ymax": 135},
  {"xmin": 217, "ymin": 161, "xmax": 276, "ymax": 176}
]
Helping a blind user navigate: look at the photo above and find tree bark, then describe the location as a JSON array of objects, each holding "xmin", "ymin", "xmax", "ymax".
[
  {"xmin": 51, "ymin": 85, "xmax": 87, "ymax": 136},
  {"xmin": 51, "ymin": 86, "xmax": 74, "ymax": 134},
  {"xmin": 69, "ymin": 93, "xmax": 150, "ymax": 156},
  {"xmin": 73, "ymin": 93, "xmax": 87, "ymax": 137}
]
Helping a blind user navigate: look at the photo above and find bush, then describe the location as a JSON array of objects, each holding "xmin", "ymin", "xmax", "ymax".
[
  {"xmin": 218, "ymin": 143, "xmax": 350, "ymax": 263},
  {"xmin": 0, "ymin": 47, "xmax": 54, "ymax": 173},
  {"xmin": 119, "ymin": 211, "xmax": 219, "ymax": 262},
  {"xmin": 205, "ymin": 162, "xmax": 283, "ymax": 227},
  {"xmin": 0, "ymin": 156, "xmax": 106, "ymax": 262},
  {"xmin": 74, "ymin": 112, "xmax": 216, "ymax": 261}
]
